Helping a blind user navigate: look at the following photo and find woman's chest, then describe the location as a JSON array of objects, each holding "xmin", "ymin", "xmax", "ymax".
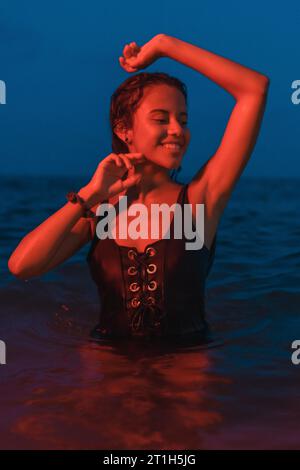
[{"xmin": 92, "ymin": 187, "xmax": 184, "ymax": 253}]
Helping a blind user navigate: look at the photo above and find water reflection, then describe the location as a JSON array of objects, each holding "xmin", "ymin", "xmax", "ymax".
[{"xmin": 9, "ymin": 340, "xmax": 228, "ymax": 450}]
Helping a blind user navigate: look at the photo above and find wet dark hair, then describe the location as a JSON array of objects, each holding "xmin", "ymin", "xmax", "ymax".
[{"xmin": 109, "ymin": 72, "xmax": 188, "ymax": 182}]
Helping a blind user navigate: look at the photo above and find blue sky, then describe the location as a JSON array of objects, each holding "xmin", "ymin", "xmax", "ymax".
[{"xmin": 0, "ymin": 0, "xmax": 299, "ymax": 178}]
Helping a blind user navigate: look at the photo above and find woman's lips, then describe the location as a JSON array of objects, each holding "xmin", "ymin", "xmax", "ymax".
[{"xmin": 160, "ymin": 144, "xmax": 182, "ymax": 153}]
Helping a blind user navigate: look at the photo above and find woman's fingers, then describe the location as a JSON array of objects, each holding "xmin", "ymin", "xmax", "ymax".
[
  {"xmin": 107, "ymin": 152, "xmax": 144, "ymax": 162},
  {"xmin": 124, "ymin": 152, "xmax": 145, "ymax": 161},
  {"xmin": 119, "ymin": 58, "xmax": 138, "ymax": 72},
  {"xmin": 119, "ymin": 154, "xmax": 133, "ymax": 172},
  {"xmin": 109, "ymin": 173, "xmax": 141, "ymax": 197},
  {"xmin": 119, "ymin": 56, "xmax": 129, "ymax": 70},
  {"xmin": 129, "ymin": 42, "xmax": 140, "ymax": 55},
  {"xmin": 119, "ymin": 55, "xmax": 138, "ymax": 72},
  {"xmin": 123, "ymin": 42, "xmax": 140, "ymax": 57},
  {"xmin": 111, "ymin": 153, "xmax": 144, "ymax": 192},
  {"xmin": 120, "ymin": 42, "xmax": 141, "ymax": 72},
  {"xmin": 112, "ymin": 154, "xmax": 123, "ymax": 167},
  {"xmin": 109, "ymin": 152, "xmax": 145, "ymax": 175},
  {"xmin": 123, "ymin": 44, "xmax": 131, "ymax": 59}
]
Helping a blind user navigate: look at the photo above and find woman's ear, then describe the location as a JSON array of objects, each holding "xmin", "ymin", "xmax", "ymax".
[
  {"xmin": 114, "ymin": 124, "xmax": 125, "ymax": 144},
  {"xmin": 114, "ymin": 123, "xmax": 133, "ymax": 146}
]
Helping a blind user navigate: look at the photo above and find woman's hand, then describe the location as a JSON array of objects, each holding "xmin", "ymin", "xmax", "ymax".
[
  {"xmin": 119, "ymin": 34, "xmax": 166, "ymax": 73},
  {"xmin": 79, "ymin": 152, "xmax": 146, "ymax": 208}
]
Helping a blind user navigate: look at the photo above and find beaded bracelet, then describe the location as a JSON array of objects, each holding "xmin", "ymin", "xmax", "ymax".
[{"xmin": 66, "ymin": 191, "xmax": 96, "ymax": 218}]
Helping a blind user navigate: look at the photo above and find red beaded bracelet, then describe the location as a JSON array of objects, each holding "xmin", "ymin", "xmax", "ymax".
[{"xmin": 66, "ymin": 191, "xmax": 95, "ymax": 218}]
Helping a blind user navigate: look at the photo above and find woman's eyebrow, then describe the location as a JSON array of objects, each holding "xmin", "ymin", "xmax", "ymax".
[{"xmin": 148, "ymin": 108, "xmax": 188, "ymax": 116}]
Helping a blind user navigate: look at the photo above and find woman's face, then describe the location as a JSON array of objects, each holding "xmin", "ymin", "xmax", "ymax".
[{"xmin": 129, "ymin": 84, "xmax": 191, "ymax": 170}]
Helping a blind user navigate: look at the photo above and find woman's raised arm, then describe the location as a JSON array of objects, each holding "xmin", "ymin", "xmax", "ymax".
[
  {"xmin": 119, "ymin": 34, "xmax": 269, "ymax": 217},
  {"xmin": 157, "ymin": 34, "xmax": 270, "ymax": 211}
]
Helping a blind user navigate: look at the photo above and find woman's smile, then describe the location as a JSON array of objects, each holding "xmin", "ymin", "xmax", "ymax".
[{"xmin": 159, "ymin": 143, "xmax": 183, "ymax": 153}]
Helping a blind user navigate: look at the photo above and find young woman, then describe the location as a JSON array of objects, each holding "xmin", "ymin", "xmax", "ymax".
[{"xmin": 8, "ymin": 34, "xmax": 269, "ymax": 345}]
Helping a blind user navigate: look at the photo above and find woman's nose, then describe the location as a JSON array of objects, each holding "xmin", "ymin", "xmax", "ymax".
[{"xmin": 167, "ymin": 121, "xmax": 185, "ymax": 136}]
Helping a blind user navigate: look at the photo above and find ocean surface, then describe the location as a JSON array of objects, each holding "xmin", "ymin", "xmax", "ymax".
[{"xmin": 0, "ymin": 175, "xmax": 300, "ymax": 450}]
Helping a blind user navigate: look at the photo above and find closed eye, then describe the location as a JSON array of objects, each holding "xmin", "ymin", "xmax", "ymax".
[{"xmin": 153, "ymin": 119, "xmax": 188, "ymax": 126}]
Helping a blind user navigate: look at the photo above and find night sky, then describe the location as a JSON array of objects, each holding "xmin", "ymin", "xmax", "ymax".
[{"xmin": 0, "ymin": 0, "xmax": 299, "ymax": 178}]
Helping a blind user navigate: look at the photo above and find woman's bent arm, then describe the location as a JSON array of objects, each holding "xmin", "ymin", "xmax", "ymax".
[
  {"xmin": 7, "ymin": 152, "xmax": 146, "ymax": 280},
  {"xmin": 7, "ymin": 187, "xmax": 98, "ymax": 280}
]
